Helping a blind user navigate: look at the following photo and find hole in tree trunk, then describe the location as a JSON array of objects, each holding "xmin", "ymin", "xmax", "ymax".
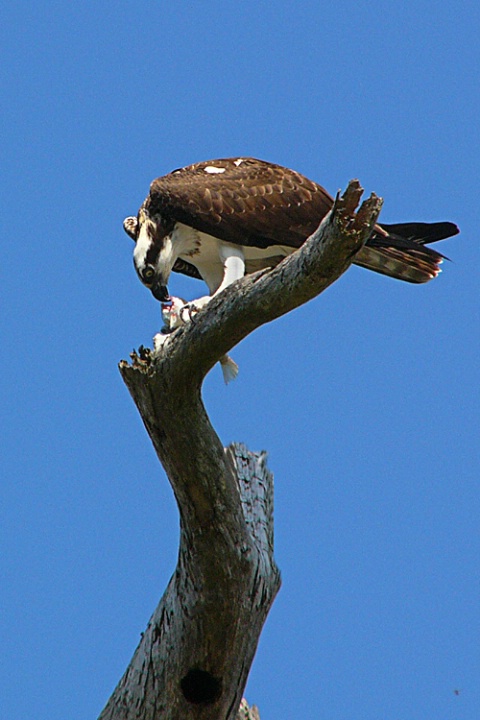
[{"xmin": 180, "ymin": 668, "xmax": 222, "ymax": 704}]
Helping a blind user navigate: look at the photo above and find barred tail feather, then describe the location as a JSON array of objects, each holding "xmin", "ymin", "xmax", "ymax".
[
  {"xmin": 354, "ymin": 244, "xmax": 444, "ymax": 283},
  {"xmin": 355, "ymin": 221, "xmax": 458, "ymax": 284}
]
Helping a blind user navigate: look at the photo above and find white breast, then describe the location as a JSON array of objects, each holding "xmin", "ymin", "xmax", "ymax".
[{"xmin": 173, "ymin": 221, "xmax": 295, "ymax": 292}]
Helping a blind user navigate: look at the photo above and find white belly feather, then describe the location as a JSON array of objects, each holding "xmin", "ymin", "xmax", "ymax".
[{"xmin": 173, "ymin": 222, "xmax": 294, "ymax": 293}]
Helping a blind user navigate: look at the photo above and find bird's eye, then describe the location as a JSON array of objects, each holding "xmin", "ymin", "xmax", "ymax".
[{"xmin": 142, "ymin": 266, "xmax": 155, "ymax": 282}]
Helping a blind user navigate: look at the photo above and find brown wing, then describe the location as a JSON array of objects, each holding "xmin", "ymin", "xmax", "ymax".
[
  {"xmin": 144, "ymin": 157, "xmax": 457, "ymax": 284},
  {"xmin": 172, "ymin": 257, "xmax": 202, "ymax": 280},
  {"xmin": 147, "ymin": 157, "xmax": 334, "ymax": 249}
]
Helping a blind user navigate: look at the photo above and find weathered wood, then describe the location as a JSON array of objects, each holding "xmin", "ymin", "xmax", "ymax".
[
  {"xmin": 98, "ymin": 444, "xmax": 279, "ymax": 720},
  {"xmin": 98, "ymin": 181, "xmax": 383, "ymax": 719}
]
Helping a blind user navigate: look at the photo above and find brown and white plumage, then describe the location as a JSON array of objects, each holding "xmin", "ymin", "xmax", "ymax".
[{"xmin": 124, "ymin": 157, "xmax": 458, "ymax": 302}]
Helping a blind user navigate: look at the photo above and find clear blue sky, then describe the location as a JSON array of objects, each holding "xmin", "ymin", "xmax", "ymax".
[{"xmin": 2, "ymin": 2, "xmax": 478, "ymax": 718}]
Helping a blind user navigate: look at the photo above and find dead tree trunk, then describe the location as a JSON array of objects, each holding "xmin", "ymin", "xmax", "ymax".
[{"xmin": 98, "ymin": 181, "xmax": 383, "ymax": 720}]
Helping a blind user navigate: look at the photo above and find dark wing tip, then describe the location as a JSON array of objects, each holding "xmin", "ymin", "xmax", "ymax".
[
  {"xmin": 447, "ymin": 221, "xmax": 460, "ymax": 237},
  {"xmin": 380, "ymin": 220, "xmax": 460, "ymax": 244},
  {"xmin": 422, "ymin": 221, "xmax": 460, "ymax": 241}
]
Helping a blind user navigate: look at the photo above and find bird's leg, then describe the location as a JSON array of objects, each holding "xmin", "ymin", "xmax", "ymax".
[
  {"xmin": 179, "ymin": 297, "xmax": 210, "ymax": 323},
  {"xmin": 182, "ymin": 244, "xmax": 246, "ymax": 319},
  {"xmin": 215, "ymin": 245, "xmax": 246, "ymax": 294}
]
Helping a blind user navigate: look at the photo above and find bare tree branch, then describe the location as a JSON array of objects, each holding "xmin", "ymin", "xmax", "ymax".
[{"xmin": 98, "ymin": 181, "xmax": 383, "ymax": 720}]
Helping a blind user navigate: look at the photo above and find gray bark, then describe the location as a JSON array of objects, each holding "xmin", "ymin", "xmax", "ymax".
[{"xmin": 98, "ymin": 181, "xmax": 383, "ymax": 720}]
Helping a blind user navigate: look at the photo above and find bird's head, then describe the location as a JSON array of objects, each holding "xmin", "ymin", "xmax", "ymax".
[{"xmin": 123, "ymin": 206, "xmax": 176, "ymax": 302}]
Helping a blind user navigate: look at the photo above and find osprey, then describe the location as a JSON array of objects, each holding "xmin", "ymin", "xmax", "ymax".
[{"xmin": 124, "ymin": 157, "xmax": 458, "ymax": 303}]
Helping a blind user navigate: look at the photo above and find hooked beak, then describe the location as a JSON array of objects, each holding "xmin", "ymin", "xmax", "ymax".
[{"xmin": 151, "ymin": 282, "xmax": 171, "ymax": 302}]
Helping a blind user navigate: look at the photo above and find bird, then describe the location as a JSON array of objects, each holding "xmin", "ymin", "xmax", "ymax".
[{"xmin": 123, "ymin": 157, "xmax": 458, "ymax": 305}]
